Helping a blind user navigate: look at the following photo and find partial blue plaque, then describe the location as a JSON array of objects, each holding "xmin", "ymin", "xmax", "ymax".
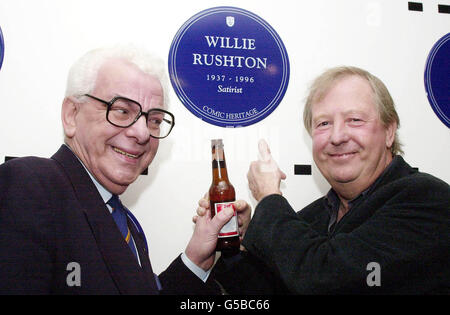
[
  {"xmin": 168, "ymin": 6, "xmax": 290, "ymax": 127},
  {"xmin": 424, "ymin": 32, "xmax": 450, "ymax": 128},
  {"xmin": 0, "ymin": 26, "xmax": 4, "ymax": 71}
]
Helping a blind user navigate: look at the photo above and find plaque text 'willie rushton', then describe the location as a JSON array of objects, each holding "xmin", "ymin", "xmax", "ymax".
[{"xmin": 192, "ymin": 36, "xmax": 267, "ymax": 70}]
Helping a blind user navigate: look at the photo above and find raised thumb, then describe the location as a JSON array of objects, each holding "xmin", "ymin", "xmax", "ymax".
[{"xmin": 258, "ymin": 139, "xmax": 272, "ymax": 162}]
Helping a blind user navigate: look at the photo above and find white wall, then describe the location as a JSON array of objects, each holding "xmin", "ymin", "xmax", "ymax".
[{"xmin": 0, "ymin": 0, "xmax": 449, "ymax": 274}]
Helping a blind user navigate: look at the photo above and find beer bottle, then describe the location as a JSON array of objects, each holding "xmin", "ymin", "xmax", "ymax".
[{"xmin": 209, "ymin": 139, "xmax": 240, "ymax": 255}]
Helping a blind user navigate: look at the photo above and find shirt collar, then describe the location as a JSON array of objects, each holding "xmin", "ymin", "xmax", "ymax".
[
  {"xmin": 324, "ymin": 155, "xmax": 399, "ymax": 231},
  {"xmin": 86, "ymin": 170, "xmax": 113, "ymax": 205},
  {"xmin": 325, "ymin": 155, "xmax": 399, "ymax": 210}
]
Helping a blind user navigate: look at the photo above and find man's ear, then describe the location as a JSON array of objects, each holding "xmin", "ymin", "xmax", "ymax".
[
  {"xmin": 61, "ymin": 96, "xmax": 80, "ymax": 139},
  {"xmin": 385, "ymin": 121, "xmax": 397, "ymax": 149}
]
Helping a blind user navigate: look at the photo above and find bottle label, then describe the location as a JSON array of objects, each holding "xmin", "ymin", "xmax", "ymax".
[{"xmin": 214, "ymin": 202, "xmax": 238, "ymax": 238}]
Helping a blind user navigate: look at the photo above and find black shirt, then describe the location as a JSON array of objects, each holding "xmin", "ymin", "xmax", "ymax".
[{"xmin": 325, "ymin": 155, "xmax": 399, "ymax": 233}]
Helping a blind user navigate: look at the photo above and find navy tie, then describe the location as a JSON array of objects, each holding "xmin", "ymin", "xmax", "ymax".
[{"xmin": 107, "ymin": 194, "xmax": 138, "ymax": 260}]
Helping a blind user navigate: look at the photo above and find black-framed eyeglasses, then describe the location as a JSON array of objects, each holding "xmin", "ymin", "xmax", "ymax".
[{"xmin": 83, "ymin": 94, "xmax": 175, "ymax": 139}]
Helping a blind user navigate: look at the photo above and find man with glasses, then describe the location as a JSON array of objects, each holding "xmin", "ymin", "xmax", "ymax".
[{"xmin": 0, "ymin": 45, "xmax": 243, "ymax": 294}]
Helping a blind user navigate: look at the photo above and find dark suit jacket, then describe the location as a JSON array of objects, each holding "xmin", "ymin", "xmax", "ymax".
[
  {"xmin": 214, "ymin": 156, "xmax": 450, "ymax": 294},
  {"xmin": 0, "ymin": 145, "xmax": 216, "ymax": 294}
]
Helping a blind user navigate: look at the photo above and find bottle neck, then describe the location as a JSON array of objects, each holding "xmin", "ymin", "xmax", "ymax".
[{"xmin": 211, "ymin": 145, "xmax": 229, "ymax": 182}]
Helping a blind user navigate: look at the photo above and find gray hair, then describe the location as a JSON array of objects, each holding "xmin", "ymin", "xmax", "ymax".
[
  {"xmin": 303, "ymin": 66, "xmax": 403, "ymax": 156},
  {"xmin": 65, "ymin": 44, "xmax": 170, "ymax": 108}
]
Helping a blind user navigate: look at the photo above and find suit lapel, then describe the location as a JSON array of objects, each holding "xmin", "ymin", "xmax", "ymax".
[{"xmin": 51, "ymin": 145, "xmax": 158, "ymax": 294}]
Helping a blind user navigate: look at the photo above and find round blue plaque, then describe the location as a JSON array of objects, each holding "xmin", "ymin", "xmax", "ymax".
[
  {"xmin": 424, "ymin": 32, "xmax": 450, "ymax": 128},
  {"xmin": 168, "ymin": 6, "xmax": 290, "ymax": 127},
  {"xmin": 0, "ymin": 26, "xmax": 4, "ymax": 71}
]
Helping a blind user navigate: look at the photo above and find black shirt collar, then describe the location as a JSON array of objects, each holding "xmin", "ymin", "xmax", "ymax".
[{"xmin": 324, "ymin": 155, "xmax": 400, "ymax": 232}]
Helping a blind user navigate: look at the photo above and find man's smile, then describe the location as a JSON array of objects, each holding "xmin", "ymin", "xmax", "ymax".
[
  {"xmin": 113, "ymin": 146, "xmax": 140, "ymax": 159},
  {"xmin": 327, "ymin": 151, "xmax": 358, "ymax": 160}
]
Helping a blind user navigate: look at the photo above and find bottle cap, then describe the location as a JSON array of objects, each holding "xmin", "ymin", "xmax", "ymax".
[{"xmin": 211, "ymin": 139, "xmax": 223, "ymax": 147}]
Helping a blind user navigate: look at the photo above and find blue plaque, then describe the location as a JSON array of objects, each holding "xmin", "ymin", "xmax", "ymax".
[
  {"xmin": 424, "ymin": 32, "xmax": 450, "ymax": 128},
  {"xmin": 0, "ymin": 26, "xmax": 4, "ymax": 71},
  {"xmin": 168, "ymin": 6, "xmax": 290, "ymax": 127}
]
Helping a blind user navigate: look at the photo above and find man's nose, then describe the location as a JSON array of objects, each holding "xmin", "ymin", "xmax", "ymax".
[
  {"xmin": 330, "ymin": 121, "xmax": 350, "ymax": 145},
  {"xmin": 126, "ymin": 115, "xmax": 151, "ymax": 144}
]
